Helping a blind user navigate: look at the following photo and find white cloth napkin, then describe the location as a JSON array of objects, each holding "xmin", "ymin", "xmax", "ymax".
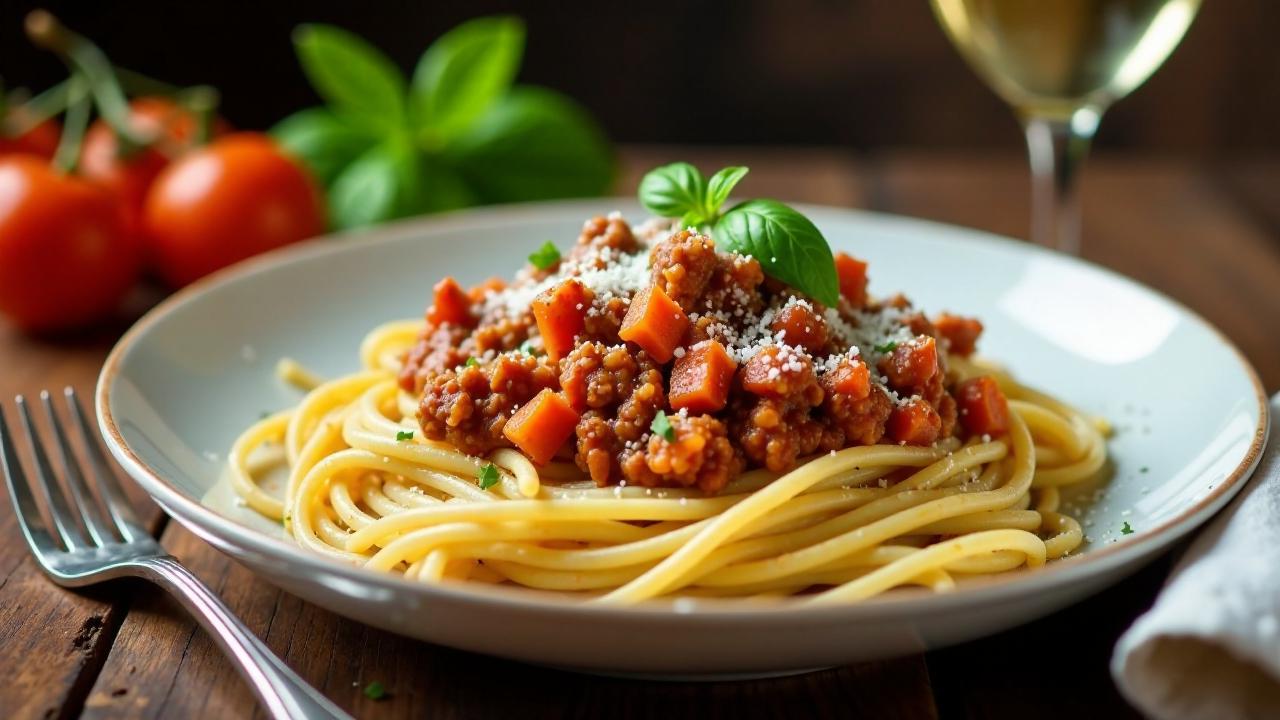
[{"xmin": 1112, "ymin": 394, "xmax": 1280, "ymax": 720}]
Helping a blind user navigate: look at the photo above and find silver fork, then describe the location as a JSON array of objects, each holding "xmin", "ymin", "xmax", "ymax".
[{"xmin": 0, "ymin": 388, "xmax": 351, "ymax": 720}]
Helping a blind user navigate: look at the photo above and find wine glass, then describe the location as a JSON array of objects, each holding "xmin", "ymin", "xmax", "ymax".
[{"xmin": 929, "ymin": 0, "xmax": 1202, "ymax": 254}]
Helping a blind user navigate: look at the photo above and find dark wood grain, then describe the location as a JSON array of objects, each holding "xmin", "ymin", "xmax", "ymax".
[{"xmin": 1, "ymin": 149, "xmax": 1277, "ymax": 720}]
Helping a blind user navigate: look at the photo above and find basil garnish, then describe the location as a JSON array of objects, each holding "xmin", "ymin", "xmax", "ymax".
[{"xmin": 638, "ymin": 164, "xmax": 839, "ymax": 306}]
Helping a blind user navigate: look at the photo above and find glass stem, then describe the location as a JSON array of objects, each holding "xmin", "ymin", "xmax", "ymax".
[{"xmin": 1021, "ymin": 106, "xmax": 1101, "ymax": 255}]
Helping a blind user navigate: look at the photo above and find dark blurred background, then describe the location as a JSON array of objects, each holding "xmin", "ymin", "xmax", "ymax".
[{"xmin": 2, "ymin": 0, "xmax": 1277, "ymax": 157}]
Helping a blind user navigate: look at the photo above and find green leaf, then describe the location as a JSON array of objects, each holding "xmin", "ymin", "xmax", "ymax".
[
  {"xmin": 412, "ymin": 16, "xmax": 524, "ymax": 144},
  {"xmin": 271, "ymin": 107, "xmax": 376, "ymax": 185},
  {"xmin": 363, "ymin": 681, "xmax": 387, "ymax": 700},
  {"xmin": 873, "ymin": 341, "xmax": 898, "ymax": 354},
  {"xmin": 447, "ymin": 86, "xmax": 614, "ymax": 203},
  {"xmin": 328, "ymin": 142, "xmax": 418, "ymax": 229},
  {"xmin": 528, "ymin": 241, "xmax": 561, "ymax": 270},
  {"xmin": 650, "ymin": 411, "xmax": 675, "ymax": 442},
  {"xmin": 396, "ymin": 430, "xmax": 414, "ymax": 441},
  {"xmin": 1121, "ymin": 521, "xmax": 1134, "ymax": 535},
  {"xmin": 293, "ymin": 24, "xmax": 407, "ymax": 132},
  {"xmin": 465, "ymin": 357, "xmax": 480, "ymax": 367},
  {"xmin": 705, "ymin": 166, "xmax": 748, "ymax": 217},
  {"xmin": 638, "ymin": 162, "xmax": 706, "ymax": 220},
  {"xmin": 478, "ymin": 463, "xmax": 501, "ymax": 490},
  {"xmin": 714, "ymin": 200, "xmax": 839, "ymax": 306}
]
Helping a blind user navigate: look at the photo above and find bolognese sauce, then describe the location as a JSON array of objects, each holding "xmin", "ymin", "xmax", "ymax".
[{"xmin": 400, "ymin": 214, "xmax": 1003, "ymax": 494}]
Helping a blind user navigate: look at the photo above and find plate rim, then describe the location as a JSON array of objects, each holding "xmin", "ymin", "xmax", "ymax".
[{"xmin": 95, "ymin": 198, "xmax": 1270, "ymax": 621}]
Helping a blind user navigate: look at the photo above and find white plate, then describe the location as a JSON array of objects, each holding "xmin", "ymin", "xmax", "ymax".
[{"xmin": 97, "ymin": 200, "xmax": 1268, "ymax": 676}]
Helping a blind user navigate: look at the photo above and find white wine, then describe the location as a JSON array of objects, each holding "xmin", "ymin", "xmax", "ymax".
[{"xmin": 930, "ymin": 0, "xmax": 1201, "ymax": 117}]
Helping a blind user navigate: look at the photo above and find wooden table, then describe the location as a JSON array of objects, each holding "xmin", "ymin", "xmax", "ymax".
[{"xmin": 2, "ymin": 148, "xmax": 1277, "ymax": 719}]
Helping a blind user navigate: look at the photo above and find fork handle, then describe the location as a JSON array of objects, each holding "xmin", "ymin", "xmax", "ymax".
[{"xmin": 131, "ymin": 556, "xmax": 353, "ymax": 720}]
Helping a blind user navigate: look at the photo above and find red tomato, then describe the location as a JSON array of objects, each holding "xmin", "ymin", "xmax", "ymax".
[
  {"xmin": 0, "ymin": 111, "xmax": 60, "ymax": 160},
  {"xmin": 0, "ymin": 156, "xmax": 141, "ymax": 332},
  {"xmin": 142, "ymin": 133, "xmax": 324, "ymax": 287},
  {"xmin": 80, "ymin": 97, "xmax": 226, "ymax": 232}
]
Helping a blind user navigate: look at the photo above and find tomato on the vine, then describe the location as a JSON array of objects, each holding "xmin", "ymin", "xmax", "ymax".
[
  {"xmin": 80, "ymin": 97, "xmax": 226, "ymax": 231},
  {"xmin": 0, "ymin": 109, "xmax": 60, "ymax": 159},
  {"xmin": 142, "ymin": 132, "xmax": 324, "ymax": 287},
  {"xmin": 0, "ymin": 156, "xmax": 141, "ymax": 332}
]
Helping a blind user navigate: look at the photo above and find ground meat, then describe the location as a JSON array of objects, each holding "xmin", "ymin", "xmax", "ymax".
[
  {"xmin": 730, "ymin": 347, "xmax": 826, "ymax": 472},
  {"xmin": 467, "ymin": 310, "xmax": 534, "ymax": 358},
  {"xmin": 819, "ymin": 357, "xmax": 893, "ymax": 446},
  {"xmin": 650, "ymin": 229, "xmax": 718, "ymax": 312},
  {"xmin": 622, "ymin": 414, "xmax": 743, "ymax": 494},
  {"xmin": 581, "ymin": 295, "xmax": 629, "ymax": 346},
  {"xmin": 570, "ymin": 215, "xmax": 638, "ymax": 265},
  {"xmin": 559, "ymin": 342, "xmax": 658, "ymax": 412},
  {"xmin": 562, "ymin": 342, "xmax": 665, "ymax": 485},
  {"xmin": 700, "ymin": 252, "xmax": 765, "ymax": 316},
  {"xmin": 399, "ymin": 322, "xmax": 471, "ymax": 393},
  {"xmin": 417, "ymin": 353, "xmax": 558, "ymax": 455}
]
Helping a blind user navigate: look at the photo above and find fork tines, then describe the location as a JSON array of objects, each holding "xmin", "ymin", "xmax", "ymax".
[{"xmin": 1, "ymin": 388, "xmax": 146, "ymax": 564}]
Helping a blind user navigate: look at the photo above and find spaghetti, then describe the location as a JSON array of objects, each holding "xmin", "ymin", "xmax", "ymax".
[{"xmin": 229, "ymin": 300, "xmax": 1107, "ymax": 605}]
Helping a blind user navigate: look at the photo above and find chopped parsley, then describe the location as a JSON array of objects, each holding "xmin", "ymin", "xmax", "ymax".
[
  {"xmin": 478, "ymin": 463, "xmax": 501, "ymax": 490},
  {"xmin": 873, "ymin": 341, "xmax": 898, "ymax": 354},
  {"xmin": 465, "ymin": 356, "xmax": 480, "ymax": 367},
  {"xmin": 651, "ymin": 411, "xmax": 675, "ymax": 442},
  {"xmin": 1121, "ymin": 521, "xmax": 1134, "ymax": 535},
  {"xmin": 528, "ymin": 241, "xmax": 561, "ymax": 270},
  {"xmin": 363, "ymin": 681, "xmax": 387, "ymax": 701},
  {"xmin": 519, "ymin": 340, "xmax": 540, "ymax": 356},
  {"xmin": 396, "ymin": 430, "xmax": 414, "ymax": 442}
]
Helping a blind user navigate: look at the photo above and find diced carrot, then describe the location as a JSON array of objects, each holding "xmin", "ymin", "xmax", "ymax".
[
  {"xmin": 531, "ymin": 279, "xmax": 591, "ymax": 362},
  {"xmin": 880, "ymin": 336, "xmax": 938, "ymax": 390},
  {"xmin": 835, "ymin": 252, "xmax": 869, "ymax": 309},
  {"xmin": 886, "ymin": 398, "xmax": 942, "ymax": 446},
  {"xmin": 956, "ymin": 376, "xmax": 1010, "ymax": 436},
  {"xmin": 669, "ymin": 340, "xmax": 738, "ymax": 413},
  {"xmin": 619, "ymin": 284, "xmax": 689, "ymax": 363},
  {"xmin": 426, "ymin": 277, "xmax": 476, "ymax": 327},
  {"xmin": 769, "ymin": 302, "xmax": 827, "ymax": 353},
  {"xmin": 467, "ymin": 276, "xmax": 507, "ymax": 304},
  {"xmin": 503, "ymin": 388, "xmax": 581, "ymax": 465},
  {"xmin": 934, "ymin": 313, "xmax": 983, "ymax": 356},
  {"xmin": 827, "ymin": 356, "xmax": 871, "ymax": 399}
]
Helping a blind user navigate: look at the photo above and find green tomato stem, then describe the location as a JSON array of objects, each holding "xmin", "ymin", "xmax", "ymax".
[
  {"xmin": 52, "ymin": 78, "xmax": 91, "ymax": 174},
  {"xmin": 174, "ymin": 85, "xmax": 220, "ymax": 146},
  {"xmin": 1, "ymin": 79, "xmax": 73, "ymax": 136},
  {"xmin": 25, "ymin": 9, "xmax": 148, "ymax": 153},
  {"xmin": 114, "ymin": 66, "xmax": 182, "ymax": 97}
]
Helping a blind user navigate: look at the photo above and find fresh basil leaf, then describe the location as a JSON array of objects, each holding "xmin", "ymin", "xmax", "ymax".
[
  {"xmin": 705, "ymin": 166, "xmax": 748, "ymax": 217},
  {"xmin": 409, "ymin": 156, "xmax": 477, "ymax": 215},
  {"xmin": 650, "ymin": 410, "xmax": 675, "ymax": 442},
  {"xmin": 328, "ymin": 142, "xmax": 419, "ymax": 229},
  {"xmin": 446, "ymin": 86, "xmax": 613, "ymax": 203},
  {"xmin": 412, "ymin": 16, "xmax": 524, "ymax": 145},
  {"xmin": 714, "ymin": 200, "xmax": 839, "ymax": 306},
  {"xmin": 528, "ymin": 241, "xmax": 561, "ymax": 270},
  {"xmin": 293, "ymin": 24, "xmax": 407, "ymax": 132},
  {"xmin": 271, "ymin": 108, "xmax": 376, "ymax": 186},
  {"xmin": 638, "ymin": 162, "xmax": 706, "ymax": 220}
]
